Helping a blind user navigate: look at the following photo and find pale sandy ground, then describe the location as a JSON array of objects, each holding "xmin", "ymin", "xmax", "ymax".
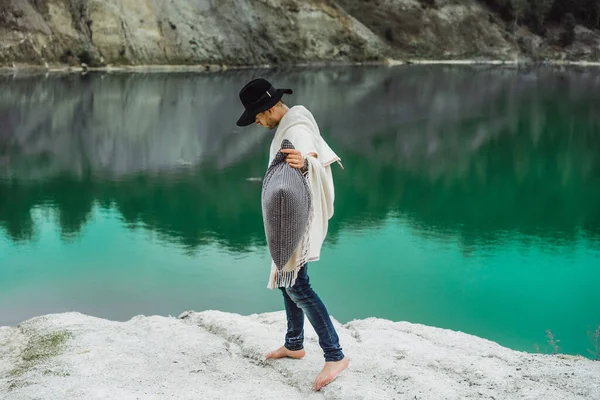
[{"xmin": 1, "ymin": 310, "xmax": 599, "ymax": 400}]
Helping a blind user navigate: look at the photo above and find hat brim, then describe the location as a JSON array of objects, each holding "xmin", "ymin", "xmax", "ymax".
[{"xmin": 236, "ymin": 88, "xmax": 293, "ymax": 127}]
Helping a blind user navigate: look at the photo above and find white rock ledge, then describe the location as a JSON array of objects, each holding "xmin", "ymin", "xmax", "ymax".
[{"xmin": 1, "ymin": 311, "xmax": 598, "ymax": 400}]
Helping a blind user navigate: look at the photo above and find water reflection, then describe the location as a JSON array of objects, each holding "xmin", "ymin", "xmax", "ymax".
[{"xmin": 1, "ymin": 66, "xmax": 600, "ymax": 251}]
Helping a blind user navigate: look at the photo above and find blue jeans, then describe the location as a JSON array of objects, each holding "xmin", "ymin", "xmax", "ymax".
[{"xmin": 279, "ymin": 264, "xmax": 345, "ymax": 362}]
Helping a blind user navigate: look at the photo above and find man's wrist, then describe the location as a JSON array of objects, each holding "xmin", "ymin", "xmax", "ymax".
[{"xmin": 300, "ymin": 157, "xmax": 308, "ymax": 173}]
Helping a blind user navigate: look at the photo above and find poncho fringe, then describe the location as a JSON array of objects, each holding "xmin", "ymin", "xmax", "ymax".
[{"xmin": 267, "ymin": 159, "xmax": 317, "ymax": 289}]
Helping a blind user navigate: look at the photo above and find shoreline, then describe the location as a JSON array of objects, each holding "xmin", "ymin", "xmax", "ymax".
[
  {"xmin": 1, "ymin": 310, "xmax": 598, "ymax": 361},
  {"xmin": 1, "ymin": 310, "xmax": 599, "ymax": 399},
  {"xmin": 1, "ymin": 58, "xmax": 600, "ymax": 74}
]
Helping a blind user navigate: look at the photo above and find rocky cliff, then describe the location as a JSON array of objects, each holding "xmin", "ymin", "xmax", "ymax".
[
  {"xmin": 338, "ymin": 0, "xmax": 600, "ymax": 62},
  {"xmin": 0, "ymin": 0, "xmax": 386, "ymax": 68},
  {"xmin": 1, "ymin": 0, "xmax": 599, "ymax": 68}
]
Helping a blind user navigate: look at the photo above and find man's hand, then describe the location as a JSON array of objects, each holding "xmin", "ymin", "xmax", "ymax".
[
  {"xmin": 281, "ymin": 149, "xmax": 318, "ymax": 169},
  {"xmin": 281, "ymin": 148, "xmax": 305, "ymax": 169}
]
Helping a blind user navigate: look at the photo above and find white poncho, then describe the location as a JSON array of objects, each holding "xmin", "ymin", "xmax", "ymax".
[{"xmin": 266, "ymin": 105, "xmax": 342, "ymax": 289}]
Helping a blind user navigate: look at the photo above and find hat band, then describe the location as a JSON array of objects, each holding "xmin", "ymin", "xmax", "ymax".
[{"xmin": 246, "ymin": 86, "xmax": 276, "ymax": 108}]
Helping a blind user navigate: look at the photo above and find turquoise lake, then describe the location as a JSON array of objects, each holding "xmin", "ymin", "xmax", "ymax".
[{"xmin": 1, "ymin": 65, "xmax": 599, "ymax": 359}]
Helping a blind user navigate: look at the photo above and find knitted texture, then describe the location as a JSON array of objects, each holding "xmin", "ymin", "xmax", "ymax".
[{"xmin": 261, "ymin": 139, "xmax": 312, "ymax": 272}]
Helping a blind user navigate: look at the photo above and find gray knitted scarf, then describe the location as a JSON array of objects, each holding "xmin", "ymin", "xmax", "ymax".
[{"xmin": 261, "ymin": 139, "xmax": 312, "ymax": 286}]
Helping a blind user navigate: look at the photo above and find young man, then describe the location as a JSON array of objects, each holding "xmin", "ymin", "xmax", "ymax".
[{"xmin": 236, "ymin": 78, "xmax": 349, "ymax": 391}]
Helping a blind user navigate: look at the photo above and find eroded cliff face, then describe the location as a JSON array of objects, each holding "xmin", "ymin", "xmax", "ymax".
[
  {"xmin": 0, "ymin": 0, "xmax": 387, "ymax": 68},
  {"xmin": 0, "ymin": 0, "xmax": 599, "ymax": 68},
  {"xmin": 337, "ymin": 0, "xmax": 518, "ymax": 60},
  {"xmin": 337, "ymin": 0, "xmax": 600, "ymax": 62}
]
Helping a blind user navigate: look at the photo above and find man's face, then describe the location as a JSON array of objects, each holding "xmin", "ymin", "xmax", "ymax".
[{"xmin": 255, "ymin": 108, "xmax": 278, "ymax": 130}]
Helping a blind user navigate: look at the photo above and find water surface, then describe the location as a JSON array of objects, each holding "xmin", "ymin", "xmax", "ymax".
[{"xmin": 1, "ymin": 66, "xmax": 599, "ymax": 358}]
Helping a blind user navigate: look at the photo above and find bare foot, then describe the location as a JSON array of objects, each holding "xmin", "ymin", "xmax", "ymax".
[
  {"xmin": 265, "ymin": 345, "xmax": 306, "ymax": 360},
  {"xmin": 313, "ymin": 356, "xmax": 349, "ymax": 391}
]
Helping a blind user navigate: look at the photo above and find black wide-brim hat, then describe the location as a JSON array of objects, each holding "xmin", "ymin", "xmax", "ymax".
[{"xmin": 236, "ymin": 78, "xmax": 293, "ymax": 127}]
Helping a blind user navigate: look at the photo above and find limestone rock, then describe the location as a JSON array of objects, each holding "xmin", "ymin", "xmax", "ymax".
[
  {"xmin": 0, "ymin": 0, "xmax": 388, "ymax": 67},
  {"xmin": 2, "ymin": 0, "xmax": 600, "ymax": 66},
  {"xmin": 1, "ymin": 310, "xmax": 599, "ymax": 399}
]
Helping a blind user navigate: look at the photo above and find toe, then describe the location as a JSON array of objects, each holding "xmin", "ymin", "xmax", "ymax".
[
  {"xmin": 317, "ymin": 379, "xmax": 325, "ymax": 390},
  {"xmin": 315, "ymin": 377, "xmax": 325, "ymax": 391}
]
